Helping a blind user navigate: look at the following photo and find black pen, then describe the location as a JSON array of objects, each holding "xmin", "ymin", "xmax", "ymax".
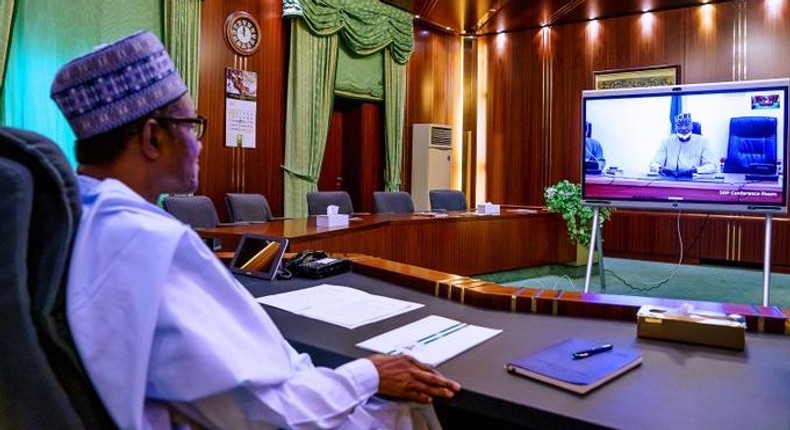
[{"xmin": 572, "ymin": 344, "xmax": 613, "ymax": 359}]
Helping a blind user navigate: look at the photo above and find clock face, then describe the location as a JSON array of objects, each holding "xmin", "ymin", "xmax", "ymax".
[{"xmin": 225, "ymin": 12, "xmax": 261, "ymax": 56}]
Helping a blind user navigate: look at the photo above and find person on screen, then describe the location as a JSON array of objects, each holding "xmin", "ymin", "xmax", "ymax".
[
  {"xmin": 585, "ymin": 122, "xmax": 606, "ymax": 171},
  {"xmin": 52, "ymin": 31, "xmax": 459, "ymax": 430},
  {"xmin": 649, "ymin": 113, "xmax": 717, "ymax": 176}
]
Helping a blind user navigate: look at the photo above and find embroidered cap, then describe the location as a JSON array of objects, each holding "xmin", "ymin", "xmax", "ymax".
[
  {"xmin": 674, "ymin": 112, "xmax": 692, "ymax": 127},
  {"xmin": 50, "ymin": 31, "xmax": 188, "ymax": 140}
]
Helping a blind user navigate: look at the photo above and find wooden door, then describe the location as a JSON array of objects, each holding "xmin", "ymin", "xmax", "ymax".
[{"xmin": 320, "ymin": 97, "xmax": 385, "ymax": 212}]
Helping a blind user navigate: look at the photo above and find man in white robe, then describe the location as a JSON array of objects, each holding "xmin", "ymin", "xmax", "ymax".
[
  {"xmin": 650, "ymin": 113, "xmax": 717, "ymax": 176},
  {"xmin": 51, "ymin": 31, "xmax": 460, "ymax": 430}
]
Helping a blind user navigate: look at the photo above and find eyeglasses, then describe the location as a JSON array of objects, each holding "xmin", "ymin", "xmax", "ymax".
[{"xmin": 155, "ymin": 115, "xmax": 207, "ymax": 140}]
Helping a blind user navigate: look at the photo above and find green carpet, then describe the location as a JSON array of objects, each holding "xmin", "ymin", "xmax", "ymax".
[{"xmin": 478, "ymin": 258, "xmax": 790, "ymax": 308}]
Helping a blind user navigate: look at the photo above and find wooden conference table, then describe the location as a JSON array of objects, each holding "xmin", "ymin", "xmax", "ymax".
[
  {"xmin": 200, "ymin": 209, "xmax": 576, "ymax": 276},
  {"xmin": 237, "ymin": 261, "xmax": 790, "ymax": 430}
]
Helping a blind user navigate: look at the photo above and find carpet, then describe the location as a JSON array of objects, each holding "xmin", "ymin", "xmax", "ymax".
[{"xmin": 478, "ymin": 258, "xmax": 790, "ymax": 308}]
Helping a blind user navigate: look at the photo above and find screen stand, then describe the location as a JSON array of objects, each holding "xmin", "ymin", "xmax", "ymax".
[
  {"xmin": 597, "ymin": 228, "xmax": 606, "ymax": 293},
  {"xmin": 583, "ymin": 207, "xmax": 605, "ymax": 294},
  {"xmin": 762, "ymin": 214, "xmax": 773, "ymax": 306}
]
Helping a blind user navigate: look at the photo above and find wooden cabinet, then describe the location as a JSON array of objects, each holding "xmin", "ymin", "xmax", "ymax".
[{"xmin": 604, "ymin": 211, "xmax": 790, "ymax": 273}]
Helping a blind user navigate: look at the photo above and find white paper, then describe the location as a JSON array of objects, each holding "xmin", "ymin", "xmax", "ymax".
[
  {"xmin": 256, "ymin": 284, "xmax": 423, "ymax": 329},
  {"xmin": 356, "ymin": 315, "xmax": 502, "ymax": 366}
]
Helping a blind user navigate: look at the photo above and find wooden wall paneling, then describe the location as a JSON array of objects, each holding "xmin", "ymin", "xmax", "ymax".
[
  {"xmin": 548, "ymin": 24, "xmax": 586, "ymax": 188},
  {"xmin": 697, "ymin": 216, "xmax": 730, "ymax": 262},
  {"xmin": 683, "ymin": 2, "xmax": 734, "ymax": 84},
  {"xmin": 603, "ymin": 211, "xmax": 706, "ymax": 263},
  {"xmin": 746, "ymin": 0, "xmax": 790, "ymax": 80},
  {"xmin": 404, "ymin": 23, "xmax": 461, "ymax": 193},
  {"xmin": 199, "ymin": 0, "xmax": 287, "ymax": 220},
  {"xmin": 482, "ymin": 30, "xmax": 544, "ymax": 206},
  {"xmin": 771, "ymin": 218, "xmax": 790, "ymax": 270},
  {"xmin": 461, "ymin": 37, "xmax": 478, "ymax": 204},
  {"xmin": 737, "ymin": 217, "xmax": 768, "ymax": 264}
]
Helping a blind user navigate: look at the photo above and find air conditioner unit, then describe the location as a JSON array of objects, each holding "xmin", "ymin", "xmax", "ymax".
[{"xmin": 412, "ymin": 124, "xmax": 453, "ymax": 211}]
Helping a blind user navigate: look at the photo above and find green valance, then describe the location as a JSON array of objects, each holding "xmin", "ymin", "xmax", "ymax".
[
  {"xmin": 335, "ymin": 43, "xmax": 383, "ymax": 101},
  {"xmin": 297, "ymin": 0, "xmax": 413, "ymax": 64}
]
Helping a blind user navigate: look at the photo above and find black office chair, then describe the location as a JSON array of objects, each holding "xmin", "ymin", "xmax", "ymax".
[
  {"xmin": 429, "ymin": 189, "xmax": 468, "ymax": 211},
  {"xmin": 0, "ymin": 127, "xmax": 117, "ymax": 429},
  {"xmin": 306, "ymin": 191, "xmax": 355, "ymax": 216},
  {"xmin": 225, "ymin": 193, "xmax": 275, "ymax": 223},
  {"xmin": 723, "ymin": 116, "xmax": 778, "ymax": 174},
  {"xmin": 373, "ymin": 191, "xmax": 415, "ymax": 214},
  {"xmin": 162, "ymin": 195, "xmax": 226, "ymax": 250}
]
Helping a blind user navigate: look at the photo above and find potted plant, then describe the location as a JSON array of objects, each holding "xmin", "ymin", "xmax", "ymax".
[{"xmin": 544, "ymin": 180, "xmax": 613, "ymax": 263}]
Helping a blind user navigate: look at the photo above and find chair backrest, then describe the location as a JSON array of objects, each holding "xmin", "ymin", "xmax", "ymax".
[
  {"xmin": 225, "ymin": 193, "xmax": 273, "ymax": 222},
  {"xmin": 162, "ymin": 195, "xmax": 220, "ymax": 228},
  {"xmin": 724, "ymin": 116, "xmax": 778, "ymax": 173},
  {"xmin": 692, "ymin": 121, "xmax": 702, "ymax": 135},
  {"xmin": 373, "ymin": 191, "xmax": 415, "ymax": 214},
  {"xmin": 0, "ymin": 127, "xmax": 117, "ymax": 429},
  {"xmin": 429, "ymin": 189, "xmax": 467, "ymax": 211},
  {"xmin": 306, "ymin": 191, "xmax": 354, "ymax": 216}
]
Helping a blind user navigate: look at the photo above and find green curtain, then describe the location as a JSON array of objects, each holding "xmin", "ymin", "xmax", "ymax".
[
  {"xmin": 163, "ymin": 0, "xmax": 202, "ymax": 108},
  {"xmin": 283, "ymin": 19, "xmax": 339, "ymax": 217},
  {"xmin": 334, "ymin": 42, "xmax": 383, "ymax": 101},
  {"xmin": 298, "ymin": 0, "xmax": 413, "ymax": 64},
  {"xmin": 284, "ymin": 0, "xmax": 413, "ymax": 212},
  {"xmin": 0, "ymin": 0, "xmax": 14, "ymax": 95},
  {"xmin": 0, "ymin": 0, "xmax": 161, "ymax": 167},
  {"xmin": 383, "ymin": 48, "xmax": 405, "ymax": 191}
]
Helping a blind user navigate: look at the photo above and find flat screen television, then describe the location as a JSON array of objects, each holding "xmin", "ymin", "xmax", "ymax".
[{"xmin": 581, "ymin": 78, "xmax": 789, "ymax": 214}]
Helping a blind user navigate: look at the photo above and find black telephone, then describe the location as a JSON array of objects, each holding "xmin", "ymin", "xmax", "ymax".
[
  {"xmin": 285, "ymin": 251, "xmax": 351, "ymax": 279},
  {"xmin": 285, "ymin": 251, "xmax": 329, "ymax": 270}
]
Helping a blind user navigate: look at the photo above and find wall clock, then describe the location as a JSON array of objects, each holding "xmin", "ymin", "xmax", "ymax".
[{"xmin": 224, "ymin": 11, "xmax": 261, "ymax": 56}]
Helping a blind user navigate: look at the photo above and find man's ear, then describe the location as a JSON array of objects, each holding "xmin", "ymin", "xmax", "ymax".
[{"xmin": 140, "ymin": 118, "xmax": 162, "ymax": 160}]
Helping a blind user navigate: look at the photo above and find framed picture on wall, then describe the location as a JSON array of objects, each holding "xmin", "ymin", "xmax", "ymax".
[{"xmin": 593, "ymin": 65, "xmax": 680, "ymax": 90}]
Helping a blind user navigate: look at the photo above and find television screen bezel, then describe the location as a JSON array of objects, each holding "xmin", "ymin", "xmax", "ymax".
[{"xmin": 581, "ymin": 78, "xmax": 789, "ymax": 215}]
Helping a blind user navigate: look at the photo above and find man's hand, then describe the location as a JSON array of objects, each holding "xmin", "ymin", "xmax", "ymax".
[{"xmin": 368, "ymin": 354, "xmax": 461, "ymax": 404}]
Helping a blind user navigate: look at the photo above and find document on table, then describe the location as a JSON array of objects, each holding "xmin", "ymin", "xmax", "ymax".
[
  {"xmin": 356, "ymin": 315, "xmax": 502, "ymax": 366},
  {"xmin": 255, "ymin": 284, "xmax": 423, "ymax": 329}
]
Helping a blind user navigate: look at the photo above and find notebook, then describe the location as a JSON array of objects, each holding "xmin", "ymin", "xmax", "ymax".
[
  {"xmin": 505, "ymin": 338, "xmax": 643, "ymax": 395},
  {"xmin": 228, "ymin": 235, "xmax": 288, "ymax": 280}
]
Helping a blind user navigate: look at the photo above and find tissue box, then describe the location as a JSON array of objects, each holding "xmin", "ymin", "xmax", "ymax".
[
  {"xmin": 476, "ymin": 203, "xmax": 500, "ymax": 215},
  {"xmin": 316, "ymin": 214, "xmax": 349, "ymax": 227},
  {"xmin": 636, "ymin": 305, "xmax": 746, "ymax": 350}
]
